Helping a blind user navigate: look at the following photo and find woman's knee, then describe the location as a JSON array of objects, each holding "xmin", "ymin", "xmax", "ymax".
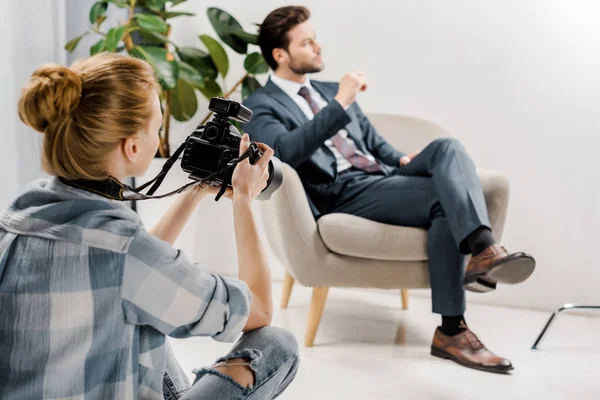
[{"xmin": 253, "ymin": 326, "xmax": 299, "ymax": 360}]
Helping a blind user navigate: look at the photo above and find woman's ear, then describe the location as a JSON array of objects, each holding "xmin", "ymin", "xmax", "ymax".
[{"xmin": 122, "ymin": 136, "xmax": 138, "ymax": 163}]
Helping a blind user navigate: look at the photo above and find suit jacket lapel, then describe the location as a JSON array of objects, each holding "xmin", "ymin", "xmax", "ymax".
[
  {"xmin": 310, "ymin": 80, "xmax": 335, "ymax": 103},
  {"xmin": 263, "ymin": 78, "xmax": 308, "ymax": 126}
]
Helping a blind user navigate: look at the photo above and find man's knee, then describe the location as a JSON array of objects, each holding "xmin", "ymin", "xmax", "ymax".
[{"xmin": 431, "ymin": 138, "xmax": 464, "ymax": 150}]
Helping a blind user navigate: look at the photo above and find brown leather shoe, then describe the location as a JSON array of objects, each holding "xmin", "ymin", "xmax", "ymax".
[
  {"xmin": 431, "ymin": 325, "xmax": 513, "ymax": 374},
  {"xmin": 464, "ymin": 245, "xmax": 535, "ymax": 293}
]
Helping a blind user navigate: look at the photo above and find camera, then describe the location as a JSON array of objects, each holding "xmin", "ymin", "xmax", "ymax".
[{"xmin": 181, "ymin": 98, "xmax": 283, "ymax": 200}]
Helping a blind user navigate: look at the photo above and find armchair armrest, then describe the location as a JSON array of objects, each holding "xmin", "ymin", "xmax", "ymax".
[{"xmin": 477, "ymin": 168, "xmax": 510, "ymax": 242}]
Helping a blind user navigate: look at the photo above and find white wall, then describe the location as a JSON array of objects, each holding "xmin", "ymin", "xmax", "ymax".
[
  {"xmin": 168, "ymin": 0, "xmax": 600, "ymax": 312},
  {"xmin": 1, "ymin": 0, "xmax": 67, "ymax": 207}
]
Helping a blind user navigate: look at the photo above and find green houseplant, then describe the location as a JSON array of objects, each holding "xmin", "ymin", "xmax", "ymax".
[{"xmin": 65, "ymin": 0, "xmax": 269, "ymax": 157}]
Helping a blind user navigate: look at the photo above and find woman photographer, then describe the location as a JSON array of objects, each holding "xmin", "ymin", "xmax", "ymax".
[{"xmin": 0, "ymin": 52, "xmax": 298, "ymax": 399}]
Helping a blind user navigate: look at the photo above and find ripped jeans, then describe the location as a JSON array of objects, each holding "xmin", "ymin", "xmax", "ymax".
[{"xmin": 163, "ymin": 326, "xmax": 300, "ymax": 399}]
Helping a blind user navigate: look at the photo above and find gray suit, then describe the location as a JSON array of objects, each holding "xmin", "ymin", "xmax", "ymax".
[{"xmin": 243, "ymin": 78, "xmax": 491, "ymax": 316}]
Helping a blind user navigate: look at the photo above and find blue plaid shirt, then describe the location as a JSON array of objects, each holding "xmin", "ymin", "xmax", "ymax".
[{"xmin": 0, "ymin": 178, "xmax": 251, "ymax": 399}]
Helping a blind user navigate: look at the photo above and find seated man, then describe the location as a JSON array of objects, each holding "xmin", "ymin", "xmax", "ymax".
[{"xmin": 243, "ymin": 6, "xmax": 536, "ymax": 373}]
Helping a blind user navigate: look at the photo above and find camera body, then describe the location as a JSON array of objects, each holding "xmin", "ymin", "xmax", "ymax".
[{"xmin": 181, "ymin": 98, "xmax": 282, "ymax": 200}]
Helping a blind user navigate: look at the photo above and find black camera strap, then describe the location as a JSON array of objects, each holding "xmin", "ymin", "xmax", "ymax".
[
  {"xmin": 60, "ymin": 144, "xmax": 255, "ymax": 202},
  {"xmin": 144, "ymin": 141, "xmax": 186, "ymax": 196}
]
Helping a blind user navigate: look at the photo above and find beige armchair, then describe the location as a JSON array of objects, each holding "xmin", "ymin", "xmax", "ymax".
[{"xmin": 259, "ymin": 114, "xmax": 510, "ymax": 347}]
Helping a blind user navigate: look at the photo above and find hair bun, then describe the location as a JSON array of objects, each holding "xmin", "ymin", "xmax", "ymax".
[{"xmin": 18, "ymin": 64, "xmax": 82, "ymax": 133}]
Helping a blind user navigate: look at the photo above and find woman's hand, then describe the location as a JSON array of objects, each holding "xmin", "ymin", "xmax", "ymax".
[
  {"xmin": 200, "ymin": 134, "xmax": 273, "ymax": 201},
  {"xmin": 230, "ymin": 134, "xmax": 274, "ymax": 202}
]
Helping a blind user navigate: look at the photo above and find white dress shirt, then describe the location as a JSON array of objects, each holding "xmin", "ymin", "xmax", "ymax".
[{"xmin": 270, "ymin": 74, "xmax": 377, "ymax": 173}]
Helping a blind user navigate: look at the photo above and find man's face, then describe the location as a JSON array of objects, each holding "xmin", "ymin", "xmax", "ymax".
[{"xmin": 282, "ymin": 21, "xmax": 324, "ymax": 74}]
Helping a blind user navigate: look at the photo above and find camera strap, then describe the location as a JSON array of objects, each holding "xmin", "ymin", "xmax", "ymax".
[{"xmin": 60, "ymin": 143, "xmax": 255, "ymax": 202}]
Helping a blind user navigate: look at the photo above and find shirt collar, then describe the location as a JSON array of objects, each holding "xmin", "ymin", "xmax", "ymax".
[{"xmin": 270, "ymin": 74, "xmax": 314, "ymax": 99}]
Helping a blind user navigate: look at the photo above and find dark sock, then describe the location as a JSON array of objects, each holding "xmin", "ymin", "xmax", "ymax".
[
  {"xmin": 440, "ymin": 315, "xmax": 467, "ymax": 336},
  {"xmin": 466, "ymin": 227, "xmax": 496, "ymax": 256}
]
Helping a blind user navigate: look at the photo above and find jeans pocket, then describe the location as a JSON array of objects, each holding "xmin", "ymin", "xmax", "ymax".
[{"xmin": 163, "ymin": 372, "xmax": 190, "ymax": 400}]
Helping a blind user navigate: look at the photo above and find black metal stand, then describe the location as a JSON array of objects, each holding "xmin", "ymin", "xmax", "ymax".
[{"xmin": 531, "ymin": 304, "xmax": 600, "ymax": 350}]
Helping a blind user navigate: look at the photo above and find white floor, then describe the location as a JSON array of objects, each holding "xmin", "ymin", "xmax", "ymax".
[{"xmin": 170, "ymin": 283, "xmax": 600, "ymax": 400}]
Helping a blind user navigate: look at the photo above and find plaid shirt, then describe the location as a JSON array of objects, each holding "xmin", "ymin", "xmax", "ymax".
[{"xmin": 0, "ymin": 178, "xmax": 251, "ymax": 399}]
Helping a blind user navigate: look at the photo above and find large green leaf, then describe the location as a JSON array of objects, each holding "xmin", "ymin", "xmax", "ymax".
[
  {"xmin": 89, "ymin": 1, "xmax": 108, "ymax": 24},
  {"xmin": 200, "ymin": 35, "xmax": 228, "ymax": 78},
  {"xmin": 145, "ymin": 0, "xmax": 167, "ymax": 13},
  {"xmin": 163, "ymin": 11, "xmax": 195, "ymax": 19},
  {"xmin": 242, "ymin": 76, "xmax": 262, "ymax": 100},
  {"xmin": 168, "ymin": 0, "xmax": 187, "ymax": 6},
  {"xmin": 197, "ymin": 80, "xmax": 223, "ymax": 99},
  {"xmin": 176, "ymin": 47, "xmax": 218, "ymax": 80},
  {"xmin": 231, "ymin": 30, "xmax": 258, "ymax": 45},
  {"xmin": 105, "ymin": 26, "xmax": 127, "ymax": 52},
  {"xmin": 65, "ymin": 32, "xmax": 89, "ymax": 53},
  {"xmin": 90, "ymin": 38, "xmax": 106, "ymax": 56},
  {"xmin": 135, "ymin": 14, "xmax": 168, "ymax": 34},
  {"xmin": 177, "ymin": 61, "xmax": 206, "ymax": 89},
  {"xmin": 178, "ymin": 61, "xmax": 224, "ymax": 101},
  {"xmin": 206, "ymin": 7, "xmax": 247, "ymax": 54},
  {"xmin": 139, "ymin": 30, "xmax": 172, "ymax": 46},
  {"xmin": 244, "ymin": 53, "xmax": 268, "ymax": 74},
  {"xmin": 170, "ymin": 79, "xmax": 198, "ymax": 121},
  {"xmin": 129, "ymin": 45, "xmax": 178, "ymax": 89}
]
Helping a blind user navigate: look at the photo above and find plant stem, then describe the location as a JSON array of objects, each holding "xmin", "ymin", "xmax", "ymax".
[
  {"xmin": 90, "ymin": 26, "xmax": 107, "ymax": 37},
  {"xmin": 199, "ymin": 73, "xmax": 248, "ymax": 125},
  {"xmin": 123, "ymin": 0, "xmax": 137, "ymax": 51},
  {"xmin": 224, "ymin": 74, "xmax": 247, "ymax": 98}
]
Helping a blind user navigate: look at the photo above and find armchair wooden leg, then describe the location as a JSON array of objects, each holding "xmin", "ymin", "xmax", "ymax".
[
  {"xmin": 281, "ymin": 272, "xmax": 295, "ymax": 309},
  {"xmin": 305, "ymin": 287, "xmax": 329, "ymax": 347},
  {"xmin": 401, "ymin": 289, "xmax": 410, "ymax": 310}
]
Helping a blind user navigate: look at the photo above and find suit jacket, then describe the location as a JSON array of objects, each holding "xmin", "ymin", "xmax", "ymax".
[{"xmin": 242, "ymin": 78, "xmax": 406, "ymax": 219}]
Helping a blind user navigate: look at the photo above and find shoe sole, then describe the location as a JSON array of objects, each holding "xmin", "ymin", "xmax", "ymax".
[
  {"xmin": 464, "ymin": 254, "xmax": 536, "ymax": 293},
  {"xmin": 431, "ymin": 346, "xmax": 513, "ymax": 374},
  {"xmin": 465, "ymin": 277, "xmax": 497, "ymax": 293},
  {"xmin": 488, "ymin": 255, "xmax": 536, "ymax": 284}
]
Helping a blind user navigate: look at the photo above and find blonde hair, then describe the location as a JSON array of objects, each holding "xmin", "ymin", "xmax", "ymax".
[{"xmin": 18, "ymin": 52, "xmax": 161, "ymax": 180}]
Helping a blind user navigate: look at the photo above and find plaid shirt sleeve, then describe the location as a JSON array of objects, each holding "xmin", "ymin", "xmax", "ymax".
[{"xmin": 120, "ymin": 229, "xmax": 251, "ymax": 342}]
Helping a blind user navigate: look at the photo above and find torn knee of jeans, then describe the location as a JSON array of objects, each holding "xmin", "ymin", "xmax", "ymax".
[
  {"xmin": 192, "ymin": 349, "xmax": 262, "ymax": 390},
  {"xmin": 191, "ymin": 367, "xmax": 252, "ymax": 391},
  {"xmin": 212, "ymin": 348, "xmax": 262, "ymax": 371}
]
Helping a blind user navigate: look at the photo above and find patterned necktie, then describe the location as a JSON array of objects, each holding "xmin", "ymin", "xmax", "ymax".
[{"xmin": 297, "ymin": 86, "xmax": 382, "ymax": 173}]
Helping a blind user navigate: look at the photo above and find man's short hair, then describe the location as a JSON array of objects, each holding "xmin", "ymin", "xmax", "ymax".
[{"xmin": 258, "ymin": 6, "xmax": 310, "ymax": 70}]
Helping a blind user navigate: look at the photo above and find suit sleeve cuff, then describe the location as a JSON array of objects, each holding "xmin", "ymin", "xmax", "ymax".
[{"xmin": 328, "ymin": 99, "xmax": 353, "ymax": 126}]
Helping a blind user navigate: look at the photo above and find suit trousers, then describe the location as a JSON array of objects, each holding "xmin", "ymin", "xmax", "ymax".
[{"xmin": 330, "ymin": 138, "xmax": 491, "ymax": 316}]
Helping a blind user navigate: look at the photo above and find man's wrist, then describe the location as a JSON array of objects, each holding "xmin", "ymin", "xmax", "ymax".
[{"xmin": 333, "ymin": 96, "xmax": 351, "ymax": 110}]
